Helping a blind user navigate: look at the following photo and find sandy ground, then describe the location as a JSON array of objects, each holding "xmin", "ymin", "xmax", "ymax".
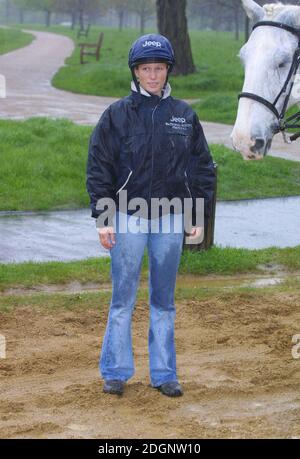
[
  {"xmin": 0, "ymin": 27, "xmax": 299, "ymax": 161},
  {"xmin": 1, "ymin": 280, "xmax": 300, "ymax": 439}
]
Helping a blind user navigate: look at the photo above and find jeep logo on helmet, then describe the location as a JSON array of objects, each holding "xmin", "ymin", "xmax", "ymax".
[{"xmin": 142, "ymin": 40, "xmax": 162, "ymax": 48}]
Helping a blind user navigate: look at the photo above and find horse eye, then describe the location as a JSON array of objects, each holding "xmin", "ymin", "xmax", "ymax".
[{"xmin": 278, "ymin": 58, "xmax": 291, "ymax": 69}]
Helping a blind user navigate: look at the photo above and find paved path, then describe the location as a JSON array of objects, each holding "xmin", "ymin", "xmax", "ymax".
[
  {"xmin": 0, "ymin": 28, "xmax": 118, "ymax": 125},
  {"xmin": 0, "ymin": 27, "xmax": 299, "ymax": 161}
]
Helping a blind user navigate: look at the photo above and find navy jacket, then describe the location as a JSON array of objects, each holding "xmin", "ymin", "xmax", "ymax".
[{"xmin": 86, "ymin": 84, "xmax": 216, "ymax": 226}]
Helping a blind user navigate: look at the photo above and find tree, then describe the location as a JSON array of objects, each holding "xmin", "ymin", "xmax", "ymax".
[
  {"xmin": 109, "ymin": 0, "xmax": 128, "ymax": 31},
  {"xmin": 16, "ymin": 0, "xmax": 58, "ymax": 26},
  {"xmin": 57, "ymin": 0, "xmax": 106, "ymax": 29},
  {"xmin": 129, "ymin": 0, "xmax": 155, "ymax": 34},
  {"xmin": 216, "ymin": 1, "xmax": 243, "ymax": 40},
  {"xmin": 12, "ymin": 0, "xmax": 29, "ymax": 23},
  {"xmin": 156, "ymin": 0, "xmax": 195, "ymax": 75}
]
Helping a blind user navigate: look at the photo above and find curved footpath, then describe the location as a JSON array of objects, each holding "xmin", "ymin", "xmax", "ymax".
[{"xmin": 0, "ymin": 27, "xmax": 299, "ymax": 161}]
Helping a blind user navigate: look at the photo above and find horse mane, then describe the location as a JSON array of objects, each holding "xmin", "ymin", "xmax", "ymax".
[
  {"xmin": 263, "ymin": 3, "xmax": 300, "ymax": 26},
  {"xmin": 263, "ymin": 3, "xmax": 286, "ymax": 17}
]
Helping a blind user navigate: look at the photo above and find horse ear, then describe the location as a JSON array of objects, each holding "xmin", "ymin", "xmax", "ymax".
[{"xmin": 241, "ymin": 0, "xmax": 264, "ymax": 22}]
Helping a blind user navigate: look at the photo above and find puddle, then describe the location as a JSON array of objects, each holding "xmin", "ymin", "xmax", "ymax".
[
  {"xmin": 215, "ymin": 196, "xmax": 300, "ymax": 249},
  {"xmin": 243, "ymin": 277, "xmax": 284, "ymax": 288},
  {"xmin": 175, "ymin": 390, "xmax": 300, "ymax": 426},
  {"xmin": 3, "ymin": 272, "xmax": 300, "ymax": 296},
  {"xmin": 0, "ymin": 196, "xmax": 300, "ymax": 263}
]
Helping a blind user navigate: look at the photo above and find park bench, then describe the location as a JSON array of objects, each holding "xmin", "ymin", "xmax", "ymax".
[
  {"xmin": 77, "ymin": 23, "xmax": 91, "ymax": 39},
  {"xmin": 79, "ymin": 32, "xmax": 104, "ymax": 65}
]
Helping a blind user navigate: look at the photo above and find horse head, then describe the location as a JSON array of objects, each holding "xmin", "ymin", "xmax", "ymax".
[{"xmin": 231, "ymin": 1, "xmax": 300, "ymax": 160}]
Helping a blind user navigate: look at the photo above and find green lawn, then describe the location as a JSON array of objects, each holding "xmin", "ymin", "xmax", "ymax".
[
  {"xmin": 0, "ymin": 27, "xmax": 33, "ymax": 55},
  {"xmin": 10, "ymin": 23, "xmax": 246, "ymax": 124},
  {"xmin": 1, "ymin": 117, "xmax": 300, "ymax": 212},
  {"xmin": 9, "ymin": 24, "xmax": 300, "ymax": 127},
  {"xmin": 11, "ymin": 24, "xmax": 244, "ymax": 98},
  {"xmin": 1, "ymin": 244, "xmax": 300, "ymax": 292}
]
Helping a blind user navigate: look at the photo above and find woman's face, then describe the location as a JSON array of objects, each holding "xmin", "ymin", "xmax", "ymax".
[{"xmin": 134, "ymin": 62, "xmax": 169, "ymax": 96}]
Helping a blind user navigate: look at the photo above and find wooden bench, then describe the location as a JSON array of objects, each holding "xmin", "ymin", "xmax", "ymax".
[
  {"xmin": 79, "ymin": 32, "xmax": 104, "ymax": 65},
  {"xmin": 77, "ymin": 23, "xmax": 90, "ymax": 39}
]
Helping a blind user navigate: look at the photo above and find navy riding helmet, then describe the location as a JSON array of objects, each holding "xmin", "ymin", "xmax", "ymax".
[{"xmin": 128, "ymin": 33, "xmax": 175, "ymax": 93}]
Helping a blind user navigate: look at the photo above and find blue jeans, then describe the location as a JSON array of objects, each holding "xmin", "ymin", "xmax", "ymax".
[{"xmin": 99, "ymin": 210, "xmax": 184, "ymax": 387}]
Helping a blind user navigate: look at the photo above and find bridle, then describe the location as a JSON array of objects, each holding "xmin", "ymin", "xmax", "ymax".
[{"xmin": 238, "ymin": 21, "xmax": 300, "ymax": 143}]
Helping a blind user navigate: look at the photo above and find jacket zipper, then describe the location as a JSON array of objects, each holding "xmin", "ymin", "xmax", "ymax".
[
  {"xmin": 116, "ymin": 169, "xmax": 133, "ymax": 195},
  {"xmin": 184, "ymin": 170, "xmax": 193, "ymax": 199},
  {"xmin": 148, "ymin": 102, "xmax": 160, "ymax": 203}
]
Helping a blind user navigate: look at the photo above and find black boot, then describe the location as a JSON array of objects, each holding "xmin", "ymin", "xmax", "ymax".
[
  {"xmin": 156, "ymin": 381, "xmax": 183, "ymax": 397},
  {"xmin": 103, "ymin": 380, "xmax": 125, "ymax": 395}
]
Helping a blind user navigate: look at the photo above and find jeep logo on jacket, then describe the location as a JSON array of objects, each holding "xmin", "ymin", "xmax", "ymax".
[{"xmin": 86, "ymin": 82, "xmax": 216, "ymax": 226}]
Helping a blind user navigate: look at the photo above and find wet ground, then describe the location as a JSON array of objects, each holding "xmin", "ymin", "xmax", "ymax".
[
  {"xmin": 0, "ymin": 284, "xmax": 299, "ymax": 438},
  {"xmin": 2, "ymin": 270, "xmax": 300, "ymax": 297},
  {"xmin": 215, "ymin": 195, "xmax": 300, "ymax": 249},
  {"xmin": 1, "ymin": 27, "xmax": 300, "ymax": 442},
  {"xmin": 0, "ymin": 28, "xmax": 118, "ymax": 124},
  {"xmin": 0, "ymin": 27, "xmax": 299, "ymax": 161},
  {"xmin": 0, "ymin": 196, "xmax": 300, "ymax": 263}
]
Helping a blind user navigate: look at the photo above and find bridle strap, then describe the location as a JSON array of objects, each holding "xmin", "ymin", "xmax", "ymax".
[
  {"xmin": 238, "ymin": 21, "xmax": 300, "ymax": 142},
  {"xmin": 273, "ymin": 49, "xmax": 300, "ymax": 106},
  {"xmin": 252, "ymin": 20, "xmax": 300, "ymax": 39},
  {"xmin": 238, "ymin": 92, "xmax": 280, "ymax": 118}
]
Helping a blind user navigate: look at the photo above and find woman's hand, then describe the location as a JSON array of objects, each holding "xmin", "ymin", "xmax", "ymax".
[
  {"xmin": 98, "ymin": 226, "xmax": 116, "ymax": 250},
  {"xmin": 185, "ymin": 226, "xmax": 203, "ymax": 239}
]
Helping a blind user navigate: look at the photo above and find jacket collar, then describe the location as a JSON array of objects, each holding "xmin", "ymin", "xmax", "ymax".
[{"xmin": 130, "ymin": 81, "xmax": 172, "ymax": 100}]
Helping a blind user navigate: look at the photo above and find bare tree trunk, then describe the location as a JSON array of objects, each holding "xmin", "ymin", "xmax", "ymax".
[
  {"xmin": 156, "ymin": 0, "xmax": 195, "ymax": 75},
  {"xmin": 79, "ymin": 9, "xmax": 84, "ymax": 30},
  {"xmin": 211, "ymin": 8, "xmax": 220, "ymax": 31},
  {"xmin": 5, "ymin": 0, "xmax": 10, "ymax": 23},
  {"xmin": 234, "ymin": 7, "xmax": 239, "ymax": 40},
  {"xmin": 19, "ymin": 9, "xmax": 24, "ymax": 24},
  {"xmin": 245, "ymin": 15, "xmax": 250, "ymax": 42},
  {"xmin": 45, "ymin": 10, "xmax": 51, "ymax": 27},
  {"xmin": 140, "ymin": 10, "xmax": 146, "ymax": 34},
  {"xmin": 71, "ymin": 10, "xmax": 77, "ymax": 29},
  {"xmin": 118, "ymin": 10, "xmax": 124, "ymax": 31}
]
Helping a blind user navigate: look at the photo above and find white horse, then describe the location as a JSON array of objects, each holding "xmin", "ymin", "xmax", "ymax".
[{"xmin": 231, "ymin": 0, "xmax": 300, "ymax": 160}]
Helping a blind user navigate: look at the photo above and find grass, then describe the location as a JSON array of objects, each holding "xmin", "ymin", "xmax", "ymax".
[
  {"xmin": 0, "ymin": 261, "xmax": 299, "ymax": 313},
  {"xmin": 1, "ymin": 117, "xmax": 300, "ymax": 213},
  {"xmin": 1, "ymin": 244, "xmax": 300, "ymax": 292},
  {"xmin": 192, "ymin": 92, "xmax": 238, "ymax": 125},
  {"xmin": 211, "ymin": 144, "xmax": 300, "ymax": 200},
  {"xmin": 11, "ymin": 25, "xmax": 244, "ymax": 99},
  {"xmin": 8, "ymin": 23, "xmax": 300, "ymax": 127},
  {"xmin": 8, "ymin": 24, "xmax": 300, "ymax": 127},
  {"xmin": 0, "ymin": 118, "xmax": 91, "ymax": 211},
  {"xmin": 0, "ymin": 27, "xmax": 33, "ymax": 55}
]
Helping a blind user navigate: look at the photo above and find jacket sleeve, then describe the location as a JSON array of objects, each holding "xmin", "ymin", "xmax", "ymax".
[
  {"xmin": 86, "ymin": 107, "xmax": 118, "ymax": 222},
  {"xmin": 186, "ymin": 112, "xmax": 216, "ymax": 226}
]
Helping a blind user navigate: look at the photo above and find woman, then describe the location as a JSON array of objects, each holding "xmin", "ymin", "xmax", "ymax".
[{"xmin": 86, "ymin": 33, "xmax": 216, "ymax": 397}]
